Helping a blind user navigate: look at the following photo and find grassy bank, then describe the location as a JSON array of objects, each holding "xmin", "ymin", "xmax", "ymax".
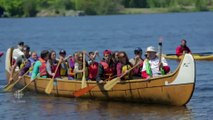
[{"xmin": 118, "ymin": 6, "xmax": 213, "ymax": 15}]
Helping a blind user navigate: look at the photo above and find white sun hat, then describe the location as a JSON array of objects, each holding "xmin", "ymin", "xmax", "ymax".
[{"xmin": 146, "ymin": 46, "xmax": 156, "ymax": 53}]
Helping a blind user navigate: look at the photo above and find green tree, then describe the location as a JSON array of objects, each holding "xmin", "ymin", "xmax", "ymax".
[
  {"xmin": 23, "ymin": 0, "xmax": 37, "ymax": 17},
  {"xmin": 195, "ymin": 0, "xmax": 209, "ymax": 11},
  {"xmin": 3, "ymin": 0, "xmax": 24, "ymax": 17},
  {"xmin": 0, "ymin": 5, "xmax": 4, "ymax": 17}
]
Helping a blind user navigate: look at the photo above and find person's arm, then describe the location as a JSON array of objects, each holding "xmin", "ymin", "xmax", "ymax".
[
  {"xmin": 19, "ymin": 60, "xmax": 31, "ymax": 76},
  {"xmin": 161, "ymin": 57, "xmax": 170, "ymax": 74},
  {"xmin": 9, "ymin": 63, "xmax": 17, "ymax": 82},
  {"xmin": 46, "ymin": 61, "xmax": 53, "ymax": 76},
  {"xmin": 96, "ymin": 63, "xmax": 104, "ymax": 82},
  {"xmin": 9, "ymin": 56, "xmax": 22, "ymax": 81},
  {"xmin": 141, "ymin": 71, "xmax": 149, "ymax": 79},
  {"xmin": 60, "ymin": 62, "xmax": 66, "ymax": 69}
]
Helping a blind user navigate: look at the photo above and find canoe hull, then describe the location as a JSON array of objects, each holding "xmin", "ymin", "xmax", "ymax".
[
  {"xmin": 5, "ymin": 47, "xmax": 195, "ymax": 106},
  {"xmin": 164, "ymin": 54, "xmax": 213, "ymax": 61},
  {"xmin": 19, "ymin": 76, "xmax": 194, "ymax": 106}
]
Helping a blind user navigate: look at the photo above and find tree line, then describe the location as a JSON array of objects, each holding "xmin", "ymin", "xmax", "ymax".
[{"xmin": 0, "ymin": 0, "xmax": 212, "ymax": 17}]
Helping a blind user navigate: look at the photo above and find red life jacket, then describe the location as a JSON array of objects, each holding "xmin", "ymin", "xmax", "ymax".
[
  {"xmin": 88, "ymin": 62, "xmax": 99, "ymax": 80},
  {"xmin": 100, "ymin": 61, "xmax": 115, "ymax": 79},
  {"xmin": 39, "ymin": 58, "xmax": 47, "ymax": 77},
  {"xmin": 50, "ymin": 62, "xmax": 61, "ymax": 78}
]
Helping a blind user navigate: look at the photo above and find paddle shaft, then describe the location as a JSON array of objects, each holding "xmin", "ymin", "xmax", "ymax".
[
  {"xmin": 103, "ymin": 61, "xmax": 142, "ymax": 91},
  {"xmin": 45, "ymin": 60, "xmax": 61, "ymax": 94},
  {"xmin": 18, "ymin": 80, "xmax": 34, "ymax": 93},
  {"xmin": 5, "ymin": 60, "xmax": 29, "ymax": 88},
  {"xmin": 81, "ymin": 52, "xmax": 87, "ymax": 88},
  {"xmin": 120, "ymin": 62, "xmax": 142, "ymax": 78},
  {"xmin": 158, "ymin": 41, "xmax": 163, "ymax": 64},
  {"xmin": 10, "ymin": 59, "xmax": 29, "ymax": 81},
  {"xmin": 17, "ymin": 68, "xmax": 47, "ymax": 93},
  {"xmin": 4, "ymin": 69, "xmax": 30, "ymax": 91}
]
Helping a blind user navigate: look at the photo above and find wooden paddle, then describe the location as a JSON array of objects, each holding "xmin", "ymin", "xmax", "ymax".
[
  {"xmin": 73, "ymin": 85, "xmax": 96, "ymax": 97},
  {"xmin": 4, "ymin": 69, "xmax": 30, "ymax": 92},
  {"xmin": 17, "ymin": 80, "xmax": 34, "ymax": 93},
  {"xmin": 45, "ymin": 60, "xmax": 61, "ymax": 94},
  {"xmin": 104, "ymin": 62, "xmax": 142, "ymax": 91},
  {"xmin": 3, "ymin": 70, "xmax": 20, "ymax": 89},
  {"xmin": 158, "ymin": 37, "xmax": 163, "ymax": 63},
  {"xmin": 4, "ymin": 60, "xmax": 28, "ymax": 89},
  {"xmin": 73, "ymin": 75, "xmax": 117, "ymax": 97},
  {"xmin": 81, "ymin": 52, "xmax": 87, "ymax": 88},
  {"xmin": 15, "ymin": 68, "xmax": 46, "ymax": 96}
]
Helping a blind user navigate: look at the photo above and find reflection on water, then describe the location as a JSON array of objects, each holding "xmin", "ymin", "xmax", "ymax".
[
  {"xmin": 74, "ymin": 99, "xmax": 192, "ymax": 120},
  {"xmin": 0, "ymin": 91, "xmax": 193, "ymax": 120}
]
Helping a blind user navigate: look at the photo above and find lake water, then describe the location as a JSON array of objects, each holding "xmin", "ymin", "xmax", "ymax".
[{"xmin": 0, "ymin": 12, "xmax": 213, "ymax": 119}]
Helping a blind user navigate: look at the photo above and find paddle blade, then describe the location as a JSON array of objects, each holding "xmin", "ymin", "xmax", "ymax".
[
  {"xmin": 104, "ymin": 77, "xmax": 120, "ymax": 91},
  {"xmin": 74, "ymin": 85, "xmax": 96, "ymax": 97},
  {"xmin": 45, "ymin": 79, "xmax": 54, "ymax": 94},
  {"xmin": 3, "ymin": 78, "xmax": 21, "ymax": 92},
  {"xmin": 3, "ymin": 83, "xmax": 11, "ymax": 89},
  {"xmin": 81, "ymin": 75, "xmax": 87, "ymax": 88},
  {"xmin": 3, "ymin": 82, "xmax": 15, "ymax": 92},
  {"xmin": 3, "ymin": 85, "xmax": 13, "ymax": 92}
]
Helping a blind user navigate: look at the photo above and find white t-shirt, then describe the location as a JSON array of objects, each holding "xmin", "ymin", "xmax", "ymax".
[
  {"xmin": 13, "ymin": 48, "xmax": 24, "ymax": 60},
  {"xmin": 142, "ymin": 57, "xmax": 168, "ymax": 77}
]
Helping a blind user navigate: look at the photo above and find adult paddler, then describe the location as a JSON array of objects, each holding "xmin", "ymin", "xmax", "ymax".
[
  {"xmin": 96, "ymin": 50, "xmax": 116, "ymax": 83},
  {"xmin": 141, "ymin": 46, "xmax": 170, "ymax": 79},
  {"xmin": 9, "ymin": 45, "xmax": 30, "ymax": 83},
  {"xmin": 176, "ymin": 39, "xmax": 191, "ymax": 57},
  {"xmin": 30, "ymin": 50, "xmax": 49, "ymax": 80}
]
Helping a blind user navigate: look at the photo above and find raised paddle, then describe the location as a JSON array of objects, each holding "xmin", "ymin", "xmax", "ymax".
[
  {"xmin": 45, "ymin": 60, "xmax": 61, "ymax": 94},
  {"xmin": 81, "ymin": 52, "xmax": 87, "ymax": 88},
  {"xmin": 104, "ymin": 62, "xmax": 142, "ymax": 91},
  {"xmin": 3, "ymin": 69, "xmax": 30, "ymax": 92},
  {"xmin": 158, "ymin": 37, "xmax": 163, "ymax": 64}
]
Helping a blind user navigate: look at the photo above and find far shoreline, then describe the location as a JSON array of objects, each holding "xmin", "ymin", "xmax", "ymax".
[{"xmin": 1, "ymin": 7, "xmax": 213, "ymax": 18}]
